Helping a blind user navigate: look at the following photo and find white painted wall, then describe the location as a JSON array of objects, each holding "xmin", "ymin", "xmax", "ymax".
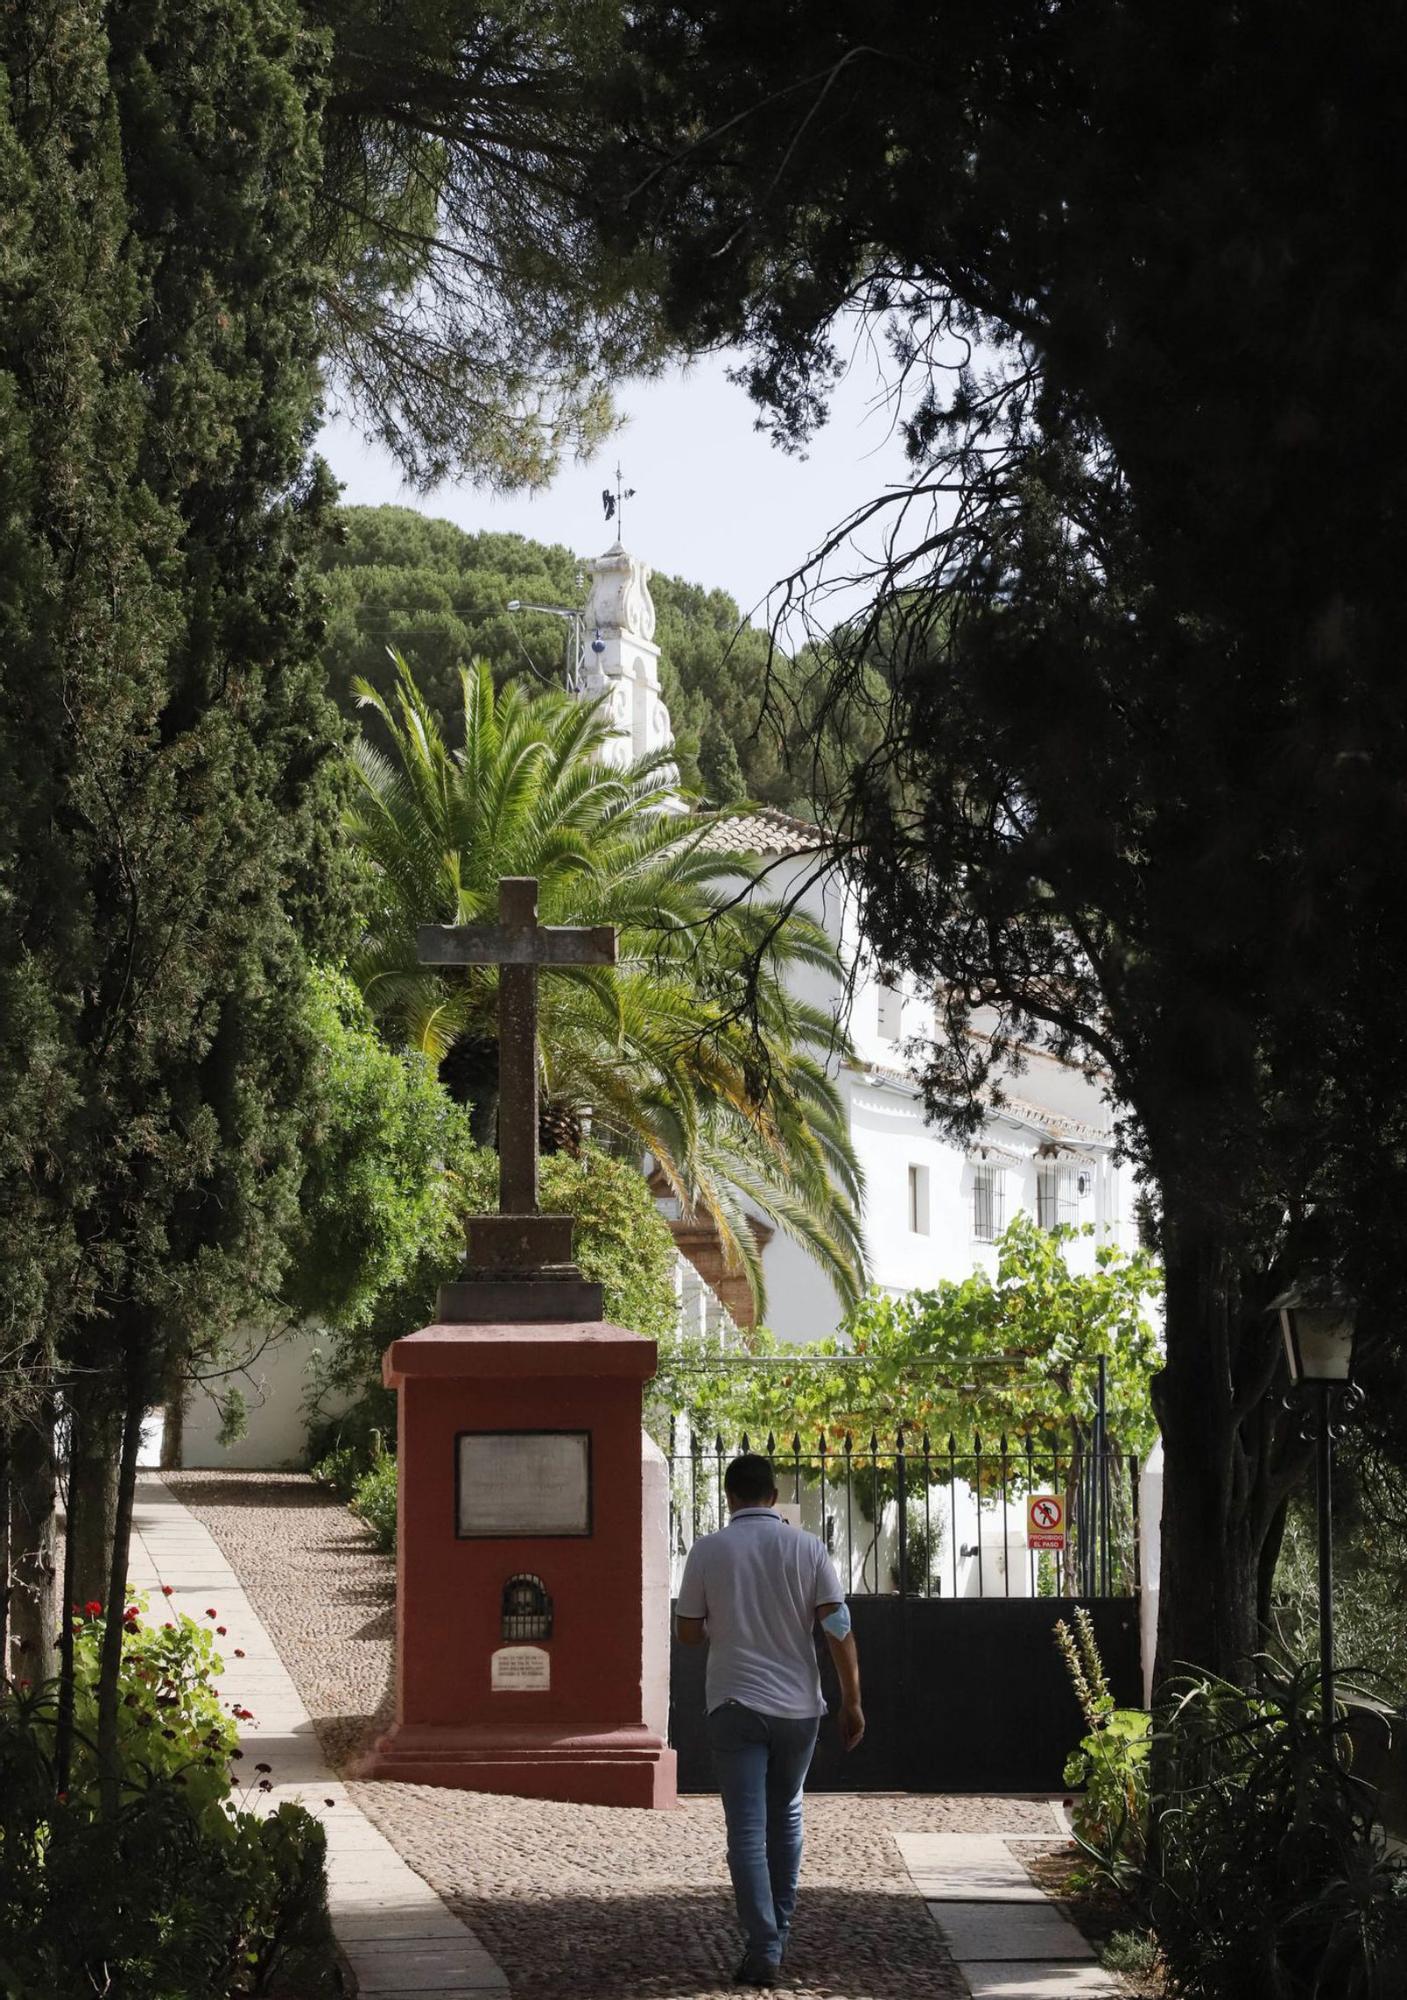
[
  {"xmin": 1139, "ymin": 1441, "xmax": 1164, "ymax": 1705},
  {"xmin": 640, "ymin": 1431, "xmax": 673, "ymax": 1740},
  {"xmin": 181, "ymin": 1328, "xmax": 348, "ymax": 1470},
  {"xmin": 718, "ymin": 847, "xmax": 1139, "ymax": 1343}
]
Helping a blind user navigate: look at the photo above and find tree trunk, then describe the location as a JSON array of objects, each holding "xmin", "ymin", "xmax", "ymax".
[
  {"xmin": 97, "ymin": 1351, "xmax": 146, "ymax": 1818},
  {"xmin": 1151, "ymin": 1230, "xmax": 1262, "ymax": 1689},
  {"xmin": 159, "ymin": 1350, "xmax": 185, "ymax": 1471},
  {"xmin": 1256, "ymin": 1493, "xmax": 1291, "ymax": 1639},
  {"xmin": 8, "ymin": 1405, "xmax": 60, "ymax": 1684},
  {"xmin": 66, "ymin": 1379, "xmax": 121, "ymax": 1612},
  {"xmin": 54, "ymin": 1400, "xmax": 80, "ymax": 1794}
]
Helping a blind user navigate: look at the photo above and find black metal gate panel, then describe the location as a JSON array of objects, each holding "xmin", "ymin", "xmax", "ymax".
[{"xmin": 669, "ymin": 1596, "xmax": 1142, "ymax": 1793}]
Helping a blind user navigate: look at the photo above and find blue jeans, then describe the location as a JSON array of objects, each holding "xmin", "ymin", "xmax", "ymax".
[{"xmin": 707, "ymin": 1700, "xmax": 821, "ymax": 1965}]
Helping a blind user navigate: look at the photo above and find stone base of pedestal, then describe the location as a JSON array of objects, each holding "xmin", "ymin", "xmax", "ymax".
[{"xmin": 355, "ymin": 1721, "xmax": 678, "ymax": 1809}]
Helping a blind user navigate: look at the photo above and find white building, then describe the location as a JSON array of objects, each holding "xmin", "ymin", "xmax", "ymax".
[
  {"xmin": 580, "ymin": 537, "xmax": 1140, "ymax": 1341},
  {"xmin": 174, "ymin": 535, "xmax": 1139, "ymax": 1475}
]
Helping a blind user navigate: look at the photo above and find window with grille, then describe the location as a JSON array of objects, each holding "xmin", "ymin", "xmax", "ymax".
[
  {"xmin": 908, "ymin": 1163, "xmax": 930, "ymax": 1235},
  {"xmin": 972, "ymin": 1164, "xmax": 1003, "ymax": 1242},
  {"xmin": 1036, "ymin": 1161, "xmax": 1079, "ymax": 1230}
]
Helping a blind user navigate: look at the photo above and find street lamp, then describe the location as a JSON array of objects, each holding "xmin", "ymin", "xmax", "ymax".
[
  {"xmin": 1269, "ymin": 1275, "xmax": 1362, "ymax": 1740},
  {"xmin": 505, "ymin": 601, "xmax": 587, "ymax": 691}
]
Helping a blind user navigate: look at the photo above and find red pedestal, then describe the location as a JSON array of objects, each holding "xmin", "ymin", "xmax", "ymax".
[{"xmin": 356, "ymin": 1320, "xmax": 677, "ymax": 1809}]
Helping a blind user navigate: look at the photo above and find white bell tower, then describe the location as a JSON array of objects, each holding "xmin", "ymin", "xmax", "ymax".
[{"xmin": 581, "ymin": 541, "xmax": 682, "ymax": 801}]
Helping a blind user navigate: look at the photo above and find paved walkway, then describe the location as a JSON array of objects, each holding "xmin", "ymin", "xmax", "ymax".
[
  {"xmin": 896, "ymin": 1834, "xmax": 1124, "ymax": 1998},
  {"xmin": 130, "ymin": 1475, "xmax": 507, "ymax": 1998},
  {"xmin": 157, "ymin": 1470, "xmax": 1136, "ymax": 2000}
]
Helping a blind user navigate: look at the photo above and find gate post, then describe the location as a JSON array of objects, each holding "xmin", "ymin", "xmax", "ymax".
[
  {"xmin": 1138, "ymin": 1440, "xmax": 1164, "ymax": 1706},
  {"xmin": 895, "ymin": 1428, "xmax": 908, "ymax": 1597}
]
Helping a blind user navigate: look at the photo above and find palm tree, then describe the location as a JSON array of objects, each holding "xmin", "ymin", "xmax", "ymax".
[{"xmin": 345, "ymin": 654, "xmax": 866, "ymax": 1315}]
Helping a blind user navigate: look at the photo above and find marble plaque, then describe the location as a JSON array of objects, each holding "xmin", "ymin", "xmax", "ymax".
[
  {"xmin": 456, "ymin": 1429, "xmax": 591, "ymax": 1537},
  {"xmin": 491, "ymin": 1644, "xmax": 551, "ymax": 1692}
]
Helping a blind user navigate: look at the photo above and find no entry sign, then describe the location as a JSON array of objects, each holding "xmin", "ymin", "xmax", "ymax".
[{"xmin": 1027, "ymin": 1493, "xmax": 1066, "ymax": 1551}]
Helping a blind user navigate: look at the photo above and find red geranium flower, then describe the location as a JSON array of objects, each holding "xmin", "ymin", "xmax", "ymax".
[
  {"xmin": 216, "ymin": 1625, "xmax": 227, "ymax": 1635},
  {"xmin": 233, "ymin": 1648, "xmax": 245, "ymax": 1658},
  {"xmin": 84, "ymin": 1600, "xmax": 102, "ymax": 1616},
  {"xmin": 205, "ymin": 1608, "xmax": 216, "ymax": 1619},
  {"xmin": 160, "ymin": 1585, "xmax": 174, "ymax": 1596}
]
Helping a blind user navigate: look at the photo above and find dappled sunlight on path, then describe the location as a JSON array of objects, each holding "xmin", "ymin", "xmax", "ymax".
[{"xmin": 171, "ymin": 1471, "xmax": 1070, "ymax": 2000}]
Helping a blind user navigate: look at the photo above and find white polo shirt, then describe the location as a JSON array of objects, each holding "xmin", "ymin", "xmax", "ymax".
[{"xmin": 676, "ymin": 1506, "xmax": 845, "ymax": 1717}]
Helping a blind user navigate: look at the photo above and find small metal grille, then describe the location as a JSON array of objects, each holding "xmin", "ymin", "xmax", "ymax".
[{"xmin": 501, "ymin": 1573, "xmax": 553, "ymax": 1641}]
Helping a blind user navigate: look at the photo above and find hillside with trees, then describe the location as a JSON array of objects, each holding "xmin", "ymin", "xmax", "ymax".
[{"xmin": 320, "ymin": 504, "xmax": 875, "ymax": 813}]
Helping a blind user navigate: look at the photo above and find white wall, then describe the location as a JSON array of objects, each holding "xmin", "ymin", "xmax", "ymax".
[
  {"xmin": 181, "ymin": 1328, "xmax": 348, "ymax": 1470},
  {"xmin": 746, "ymin": 853, "xmax": 1140, "ymax": 1343}
]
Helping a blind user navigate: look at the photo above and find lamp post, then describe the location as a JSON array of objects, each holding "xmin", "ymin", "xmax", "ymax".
[
  {"xmin": 505, "ymin": 600, "xmax": 587, "ymax": 691},
  {"xmin": 1269, "ymin": 1277, "xmax": 1362, "ymax": 1740}
]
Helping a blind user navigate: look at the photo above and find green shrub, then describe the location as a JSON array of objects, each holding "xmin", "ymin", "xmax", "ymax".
[
  {"xmin": 51, "ymin": 1597, "xmax": 240, "ymax": 1829},
  {"xmin": 1055, "ymin": 1606, "xmax": 1150, "ymax": 1895},
  {"xmin": 305, "ymin": 1380, "xmax": 397, "ymax": 1487},
  {"xmin": 310, "ymin": 1442, "xmax": 367, "ymax": 1503},
  {"xmin": 312, "ymin": 1138, "xmax": 680, "ymax": 1442},
  {"xmin": 1271, "ymin": 1494, "xmax": 1407, "ymax": 1707},
  {"xmin": 0, "ymin": 1609, "xmax": 340, "ymax": 1996},
  {"xmin": 349, "ymin": 1453, "xmax": 398, "ymax": 1553},
  {"xmin": 1100, "ymin": 1929, "xmax": 1162, "ymax": 1977},
  {"xmin": 1145, "ymin": 1663, "xmax": 1407, "ymax": 2000}
]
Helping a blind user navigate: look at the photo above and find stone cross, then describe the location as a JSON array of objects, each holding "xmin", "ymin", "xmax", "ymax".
[{"xmin": 417, "ymin": 878, "xmax": 615, "ymax": 1217}]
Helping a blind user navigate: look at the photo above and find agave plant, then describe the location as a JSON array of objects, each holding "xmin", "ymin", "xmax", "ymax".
[{"xmin": 345, "ymin": 654, "xmax": 866, "ymax": 1314}]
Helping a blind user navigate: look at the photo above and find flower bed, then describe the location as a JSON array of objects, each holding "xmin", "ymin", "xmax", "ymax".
[{"xmin": 0, "ymin": 1597, "xmax": 342, "ymax": 1998}]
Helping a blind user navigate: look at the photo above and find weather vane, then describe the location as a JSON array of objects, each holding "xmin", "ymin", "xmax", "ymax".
[{"xmin": 601, "ymin": 462, "xmax": 636, "ymax": 538}]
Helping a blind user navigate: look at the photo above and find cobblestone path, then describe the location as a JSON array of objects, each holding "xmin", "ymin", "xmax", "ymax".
[{"xmin": 168, "ymin": 1471, "xmax": 1060, "ymax": 1999}]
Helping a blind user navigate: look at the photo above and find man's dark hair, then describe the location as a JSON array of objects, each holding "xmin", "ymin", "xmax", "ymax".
[{"xmin": 725, "ymin": 1454, "xmax": 777, "ymax": 1506}]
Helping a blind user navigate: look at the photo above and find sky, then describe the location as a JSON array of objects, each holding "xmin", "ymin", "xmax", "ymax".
[{"xmin": 316, "ymin": 343, "xmax": 933, "ymax": 636}]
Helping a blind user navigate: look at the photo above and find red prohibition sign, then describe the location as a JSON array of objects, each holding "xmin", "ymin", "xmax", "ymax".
[{"xmin": 1030, "ymin": 1496, "xmax": 1062, "ymax": 1530}]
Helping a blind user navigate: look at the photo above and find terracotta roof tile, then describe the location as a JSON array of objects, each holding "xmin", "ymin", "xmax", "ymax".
[{"xmin": 692, "ymin": 805, "xmax": 824, "ymax": 856}]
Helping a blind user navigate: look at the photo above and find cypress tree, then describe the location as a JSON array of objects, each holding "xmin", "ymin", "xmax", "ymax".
[{"xmin": 0, "ymin": 0, "xmax": 348, "ymax": 1789}]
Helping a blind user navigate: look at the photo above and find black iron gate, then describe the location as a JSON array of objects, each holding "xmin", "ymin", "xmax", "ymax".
[
  {"xmin": 670, "ymin": 1594, "xmax": 1142, "ymax": 1792},
  {"xmin": 665, "ymin": 1398, "xmax": 1144, "ymax": 1793}
]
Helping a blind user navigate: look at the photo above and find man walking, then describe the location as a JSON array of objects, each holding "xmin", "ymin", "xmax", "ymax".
[{"xmin": 676, "ymin": 1452, "xmax": 864, "ymax": 1988}]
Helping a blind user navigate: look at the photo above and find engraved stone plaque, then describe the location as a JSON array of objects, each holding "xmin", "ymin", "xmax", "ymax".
[
  {"xmin": 491, "ymin": 1644, "xmax": 551, "ymax": 1692},
  {"xmin": 456, "ymin": 1430, "xmax": 591, "ymax": 1538}
]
